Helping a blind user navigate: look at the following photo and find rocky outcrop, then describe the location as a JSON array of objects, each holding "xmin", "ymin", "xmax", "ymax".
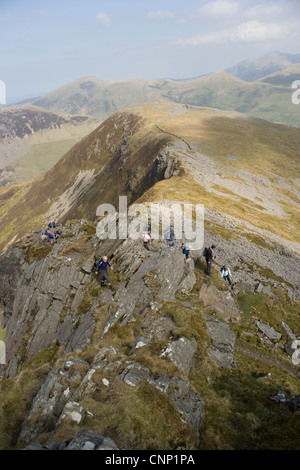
[
  {"xmin": 23, "ymin": 428, "xmax": 119, "ymax": 450},
  {"xmin": 204, "ymin": 315, "xmax": 236, "ymax": 368},
  {"xmin": 1, "ymin": 214, "xmax": 299, "ymax": 450}
]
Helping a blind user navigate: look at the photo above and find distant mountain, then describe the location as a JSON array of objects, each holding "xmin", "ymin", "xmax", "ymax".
[
  {"xmin": 32, "ymin": 76, "xmax": 177, "ymax": 121},
  {"xmin": 0, "ymin": 105, "xmax": 99, "ymax": 185},
  {"xmin": 258, "ymin": 63, "xmax": 300, "ymax": 87},
  {"xmin": 226, "ymin": 51, "xmax": 300, "ymax": 82},
  {"xmin": 28, "ymin": 52, "xmax": 300, "ymax": 127}
]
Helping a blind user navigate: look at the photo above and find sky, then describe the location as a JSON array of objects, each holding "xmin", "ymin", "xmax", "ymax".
[{"xmin": 0, "ymin": 0, "xmax": 300, "ymax": 102}]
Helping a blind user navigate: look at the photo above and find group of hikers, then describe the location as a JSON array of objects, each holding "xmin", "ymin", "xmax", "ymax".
[
  {"xmin": 38, "ymin": 220, "xmax": 231, "ymax": 290},
  {"xmin": 41, "ymin": 221, "xmax": 63, "ymax": 245},
  {"xmin": 141, "ymin": 227, "xmax": 233, "ymax": 286}
]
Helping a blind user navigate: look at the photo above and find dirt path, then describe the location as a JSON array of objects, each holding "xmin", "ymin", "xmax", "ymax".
[{"xmin": 235, "ymin": 344, "xmax": 300, "ymax": 379}]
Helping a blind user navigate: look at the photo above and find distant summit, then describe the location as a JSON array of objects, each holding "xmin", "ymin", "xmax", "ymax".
[{"xmin": 226, "ymin": 51, "xmax": 300, "ymax": 82}]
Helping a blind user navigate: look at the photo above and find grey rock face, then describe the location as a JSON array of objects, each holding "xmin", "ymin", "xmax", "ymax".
[
  {"xmin": 23, "ymin": 429, "xmax": 119, "ymax": 450},
  {"xmin": 119, "ymin": 362, "xmax": 205, "ymax": 436},
  {"xmin": 205, "ymin": 315, "xmax": 236, "ymax": 368},
  {"xmin": 101, "ymin": 241, "xmax": 196, "ymax": 338},
  {"xmin": 18, "ymin": 359, "xmax": 90, "ymax": 443},
  {"xmin": 199, "ymin": 281, "xmax": 240, "ymax": 322},
  {"xmin": 160, "ymin": 337, "xmax": 197, "ymax": 375},
  {"xmin": 255, "ymin": 320, "xmax": 282, "ymax": 340}
]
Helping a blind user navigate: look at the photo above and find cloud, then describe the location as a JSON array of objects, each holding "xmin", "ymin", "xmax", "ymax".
[
  {"xmin": 200, "ymin": 0, "xmax": 240, "ymax": 17},
  {"xmin": 177, "ymin": 20, "xmax": 292, "ymax": 46},
  {"xmin": 147, "ymin": 10, "xmax": 173, "ymax": 20},
  {"xmin": 244, "ymin": 3, "xmax": 286, "ymax": 20},
  {"xmin": 95, "ymin": 12, "xmax": 112, "ymax": 28}
]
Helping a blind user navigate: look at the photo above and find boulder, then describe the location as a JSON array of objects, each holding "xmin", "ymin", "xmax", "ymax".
[
  {"xmin": 160, "ymin": 336, "xmax": 197, "ymax": 375},
  {"xmin": 255, "ymin": 320, "xmax": 281, "ymax": 340},
  {"xmin": 205, "ymin": 315, "xmax": 236, "ymax": 368}
]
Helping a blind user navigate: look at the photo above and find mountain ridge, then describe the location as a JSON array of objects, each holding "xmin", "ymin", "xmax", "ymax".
[
  {"xmin": 7, "ymin": 51, "xmax": 298, "ymax": 126},
  {"xmin": 0, "ymin": 101, "xmax": 300, "ymax": 450}
]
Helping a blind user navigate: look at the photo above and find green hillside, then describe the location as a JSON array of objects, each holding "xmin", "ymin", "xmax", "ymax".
[{"xmin": 31, "ymin": 68, "xmax": 300, "ymax": 127}]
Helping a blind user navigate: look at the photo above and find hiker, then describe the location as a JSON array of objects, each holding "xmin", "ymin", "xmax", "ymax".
[
  {"xmin": 183, "ymin": 245, "xmax": 194, "ymax": 261},
  {"xmin": 142, "ymin": 231, "xmax": 151, "ymax": 251},
  {"xmin": 41, "ymin": 233, "xmax": 47, "ymax": 244},
  {"xmin": 143, "ymin": 223, "xmax": 151, "ymax": 234},
  {"xmin": 54, "ymin": 226, "xmax": 62, "ymax": 239},
  {"xmin": 45, "ymin": 229, "xmax": 54, "ymax": 245},
  {"xmin": 165, "ymin": 227, "xmax": 176, "ymax": 247},
  {"xmin": 95, "ymin": 256, "xmax": 113, "ymax": 286},
  {"xmin": 204, "ymin": 245, "xmax": 216, "ymax": 275},
  {"xmin": 220, "ymin": 265, "xmax": 232, "ymax": 285}
]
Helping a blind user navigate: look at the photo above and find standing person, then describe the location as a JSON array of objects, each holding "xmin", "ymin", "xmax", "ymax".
[
  {"xmin": 95, "ymin": 256, "xmax": 113, "ymax": 287},
  {"xmin": 204, "ymin": 245, "xmax": 216, "ymax": 275},
  {"xmin": 142, "ymin": 232, "xmax": 151, "ymax": 251},
  {"xmin": 220, "ymin": 265, "xmax": 232, "ymax": 285}
]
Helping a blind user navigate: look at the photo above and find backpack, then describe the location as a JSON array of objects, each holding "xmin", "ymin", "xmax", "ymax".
[
  {"xmin": 203, "ymin": 247, "xmax": 208, "ymax": 257},
  {"xmin": 220, "ymin": 265, "xmax": 225, "ymax": 272}
]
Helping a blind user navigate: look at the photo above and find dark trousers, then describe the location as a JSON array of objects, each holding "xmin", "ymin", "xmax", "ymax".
[
  {"xmin": 206, "ymin": 259, "xmax": 212, "ymax": 275},
  {"xmin": 100, "ymin": 269, "xmax": 110, "ymax": 284}
]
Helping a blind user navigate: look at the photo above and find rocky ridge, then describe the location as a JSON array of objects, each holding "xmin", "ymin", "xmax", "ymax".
[
  {"xmin": 0, "ymin": 215, "xmax": 299, "ymax": 450},
  {"xmin": 0, "ymin": 103, "xmax": 300, "ymax": 450}
]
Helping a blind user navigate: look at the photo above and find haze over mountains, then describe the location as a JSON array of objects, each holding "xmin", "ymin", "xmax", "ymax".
[
  {"xmin": 20, "ymin": 51, "xmax": 300, "ymax": 127},
  {"xmin": 226, "ymin": 51, "xmax": 300, "ymax": 82},
  {"xmin": 1, "ymin": 51, "xmax": 298, "ymax": 188}
]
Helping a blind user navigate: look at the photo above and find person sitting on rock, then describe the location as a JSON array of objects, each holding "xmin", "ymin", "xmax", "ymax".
[
  {"xmin": 183, "ymin": 245, "xmax": 194, "ymax": 261},
  {"xmin": 220, "ymin": 265, "xmax": 232, "ymax": 286},
  {"xmin": 165, "ymin": 227, "xmax": 176, "ymax": 247},
  {"xmin": 45, "ymin": 229, "xmax": 54, "ymax": 245},
  {"xmin": 95, "ymin": 256, "xmax": 113, "ymax": 286}
]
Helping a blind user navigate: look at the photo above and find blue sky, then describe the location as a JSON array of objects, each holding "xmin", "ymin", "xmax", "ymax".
[{"xmin": 1, "ymin": 0, "xmax": 299, "ymax": 102}]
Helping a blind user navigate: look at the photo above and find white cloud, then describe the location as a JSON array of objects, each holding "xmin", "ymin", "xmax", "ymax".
[
  {"xmin": 147, "ymin": 10, "xmax": 173, "ymax": 20},
  {"xmin": 200, "ymin": 0, "xmax": 240, "ymax": 17},
  {"xmin": 177, "ymin": 20, "xmax": 292, "ymax": 46},
  {"xmin": 244, "ymin": 3, "xmax": 285, "ymax": 20},
  {"xmin": 95, "ymin": 12, "xmax": 112, "ymax": 28}
]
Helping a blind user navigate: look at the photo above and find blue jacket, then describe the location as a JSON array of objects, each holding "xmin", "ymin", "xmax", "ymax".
[{"xmin": 96, "ymin": 259, "xmax": 111, "ymax": 271}]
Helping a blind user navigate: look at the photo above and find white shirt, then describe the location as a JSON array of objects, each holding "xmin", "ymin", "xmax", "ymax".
[
  {"xmin": 142, "ymin": 233, "xmax": 151, "ymax": 242},
  {"xmin": 221, "ymin": 268, "xmax": 231, "ymax": 277}
]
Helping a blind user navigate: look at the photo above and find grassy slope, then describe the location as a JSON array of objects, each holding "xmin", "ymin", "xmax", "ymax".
[
  {"xmin": 0, "ymin": 102, "xmax": 299, "ymax": 252},
  {"xmin": 0, "ymin": 107, "xmax": 171, "ymax": 251},
  {"xmin": 0, "ymin": 106, "xmax": 99, "ymax": 184},
  {"xmin": 31, "ymin": 70, "xmax": 300, "ymax": 127},
  {"xmin": 134, "ymin": 104, "xmax": 300, "ymax": 245}
]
